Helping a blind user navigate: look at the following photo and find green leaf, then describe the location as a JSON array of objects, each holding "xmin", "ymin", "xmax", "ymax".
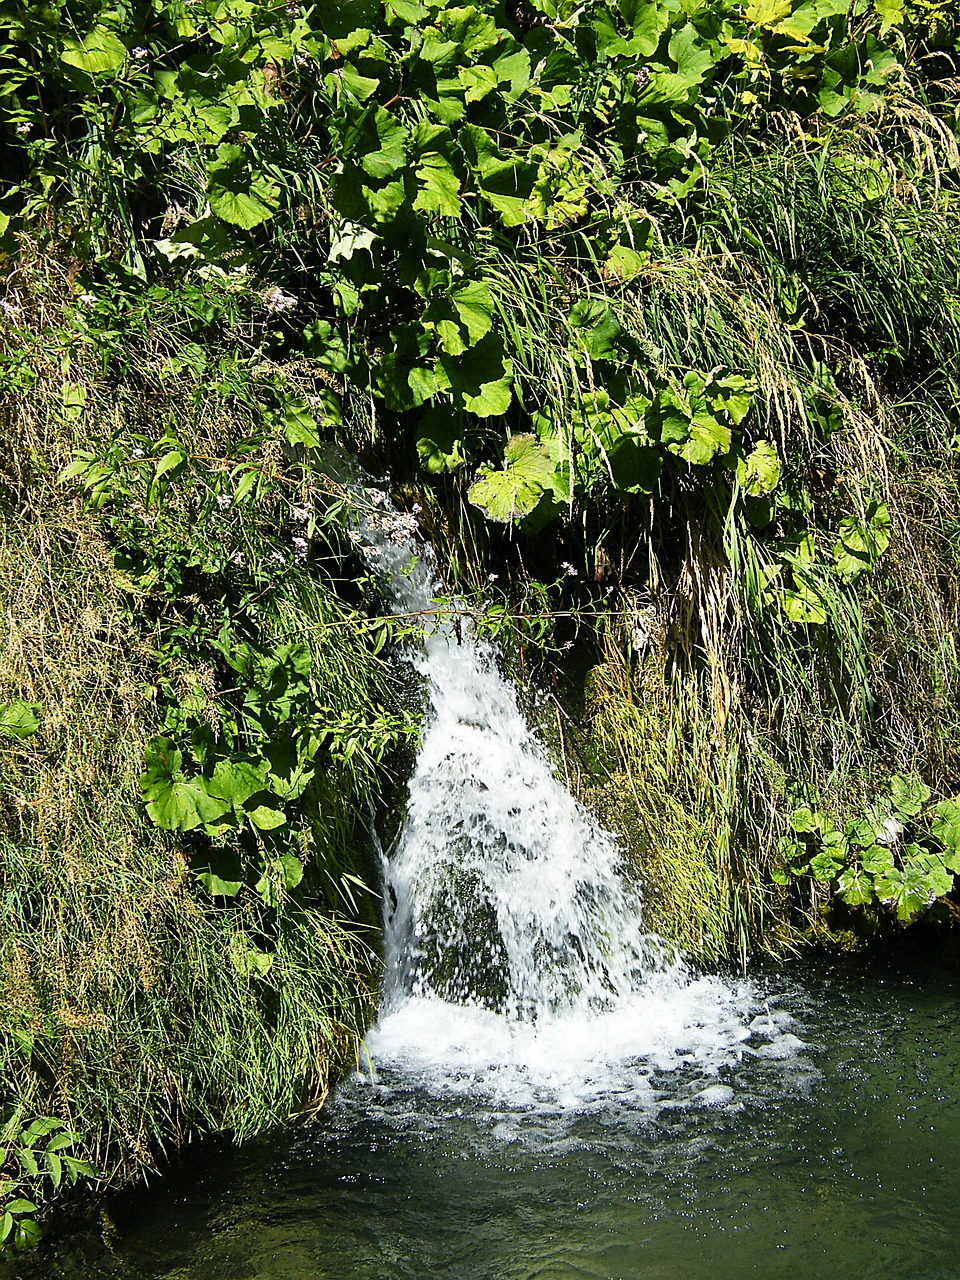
[
  {"xmin": 153, "ymin": 448, "xmax": 185, "ymax": 483},
  {"xmin": 875, "ymin": 865, "xmax": 929, "ymax": 923},
  {"xmin": 528, "ymin": 148, "xmax": 589, "ymax": 229},
  {"xmin": 906, "ymin": 850, "xmax": 953, "ymax": 900},
  {"xmin": 209, "ymin": 187, "xmax": 274, "ymax": 229},
  {"xmin": 667, "ymin": 23, "xmax": 715, "ymax": 87},
  {"xmin": 21, "ymin": 1118, "xmax": 62, "ymax": 1146},
  {"xmin": 146, "ymin": 776, "xmax": 230, "ymax": 831},
  {"xmin": 60, "ymin": 27, "xmax": 127, "ymax": 75},
  {"xmin": 335, "ymin": 63, "xmax": 381, "ymax": 100},
  {"xmin": 45, "ymin": 1150, "xmax": 62, "ymax": 1189},
  {"xmin": 196, "ymin": 871, "xmax": 242, "ymax": 897},
  {"xmin": 568, "ymin": 300, "xmax": 623, "ymax": 361},
  {"xmin": 13, "ymin": 1218, "xmax": 41, "ymax": 1251},
  {"xmin": 247, "ymin": 803, "xmax": 287, "ymax": 830},
  {"xmin": 845, "ymin": 817, "xmax": 881, "ymax": 848},
  {"xmin": 745, "ymin": 0, "xmax": 792, "ymax": 25},
  {"xmin": 450, "ymin": 280, "xmax": 495, "ymax": 346},
  {"xmin": 442, "ymin": 334, "xmax": 514, "ymax": 417},
  {"xmin": 681, "ymin": 414, "xmax": 731, "ymax": 466},
  {"xmin": 283, "ymin": 400, "xmax": 322, "ymax": 448},
  {"xmin": 4, "ymin": 1200, "xmax": 37, "ymax": 1215},
  {"xmin": 207, "ymin": 758, "xmax": 266, "ymax": 808},
  {"xmin": 833, "ymin": 501, "xmax": 892, "ymax": 579},
  {"xmin": 838, "ymin": 866, "xmax": 874, "ymax": 906},
  {"xmin": 809, "ymin": 849, "xmax": 845, "ymax": 882},
  {"xmin": 60, "ymin": 1155, "xmax": 96, "ymax": 1182},
  {"xmin": 468, "ymin": 433, "xmax": 557, "ymax": 522},
  {"xmin": 457, "ymin": 64, "xmax": 498, "ymax": 102},
  {"xmin": 932, "ymin": 798, "xmax": 960, "ymax": 863},
  {"xmin": 459, "ymin": 125, "xmax": 532, "ymax": 227},
  {"xmin": 604, "ymin": 245, "xmax": 647, "ymax": 282},
  {"xmin": 416, "ymin": 407, "xmax": 466, "ymax": 474},
  {"xmin": 414, "ymin": 153, "xmax": 462, "ymax": 218},
  {"xmin": 861, "ymin": 843, "xmax": 895, "ymax": 876},
  {"xmin": 141, "ymin": 738, "xmax": 230, "ymax": 831},
  {"xmin": 358, "ymin": 107, "xmax": 409, "ymax": 179},
  {"xmin": 0, "ymin": 701, "xmax": 41, "ymax": 740},
  {"xmin": 874, "ymin": 0, "xmax": 904, "ymax": 33},
  {"xmin": 255, "ymin": 854, "xmax": 301, "ymax": 907},
  {"xmin": 737, "ymin": 441, "xmax": 780, "ymax": 497},
  {"xmin": 608, "ymin": 434, "xmax": 662, "ymax": 493},
  {"xmin": 280, "ymin": 853, "xmax": 304, "ymax": 888},
  {"xmin": 790, "ymin": 806, "xmax": 823, "ymax": 833},
  {"xmin": 780, "ymin": 581, "xmax": 827, "ymax": 625},
  {"xmin": 625, "ymin": 0, "xmax": 671, "ymax": 56},
  {"xmin": 207, "ymin": 144, "xmax": 278, "ymax": 229},
  {"xmin": 888, "ymin": 774, "xmax": 930, "ymax": 819}
]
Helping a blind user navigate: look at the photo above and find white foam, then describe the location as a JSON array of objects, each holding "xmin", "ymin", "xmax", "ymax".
[{"xmin": 338, "ymin": 472, "xmax": 806, "ymax": 1118}]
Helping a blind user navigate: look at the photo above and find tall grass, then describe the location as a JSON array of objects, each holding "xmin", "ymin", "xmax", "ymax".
[
  {"xmin": 0, "ymin": 254, "xmax": 390, "ymax": 1199},
  {"xmin": 448, "ymin": 112, "xmax": 960, "ymax": 957}
]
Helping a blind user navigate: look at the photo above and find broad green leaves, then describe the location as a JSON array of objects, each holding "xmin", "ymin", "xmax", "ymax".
[
  {"xmin": 0, "ymin": 1115, "xmax": 97, "ymax": 1249},
  {"xmin": 206, "ymin": 143, "xmax": 278, "ymax": 229},
  {"xmin": 0, "ymin": 700, "xmax": 41, "ymax": 740},
  {"xmin": 469, "ymin": 433, "xmax": 559, "ymax": 522},
  {"xmin": 60, "ymin": 27, "xmax": 127, "ymax": 76},
  {"xmin": 781, "ymin": 777, "xmax": 958, "ymax": 924},
  {"xmin": 414, "ymin": 153, "xmax": 462, "ymax": 217},
  {"xmin": 833, "ymin": 500, "xmax": 891, "ymax": 578},
  {"xmin": 528, "ymin": 147, "xmax": 589, "ymax": 229},
  {"xmin": 141, "ymin": 739, "xmax": 232, "ymax": 831}
]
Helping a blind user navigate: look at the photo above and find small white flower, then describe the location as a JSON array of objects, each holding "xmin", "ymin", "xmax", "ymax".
[
  {"xmin": 561, "ymin": 561, "xmax": 578, "ymax": 577},
  {"xmin": 292, "ymin": 536, "xmax": 308, "ymax": 562},
  {"xmin": 216, "ymin": 492, "xmax": 231, "ymax": 510},
  {"xmin": 131, "ymin": 447, "xmax": 144, "ymax": 458},
  {"xmin": 347, "ymin": 529, "xmax": 362, "ymax": 544},
  {"xmin": 78, "ymin": 293, "xmax": 96, "ymax": 306},
  {"xmin": 1, "ymin": 299, "xmax": 17, "ymax": 317},
  {"xmin": 131, "ymin": 46, "xmax": 148, "ymax": 59},
  {"xmin": 15, "ymin": 122, "xmax": 30, "ymax": 136},
  {"xmin": 231, "ymin": 551, "xmax": 245, "ymax": 566},
  {"xmin": 605, "ymin": 585, "xmax": 614, "ymax": 596},
  {"xmin": 411, "ymin": 502, "xmax": 422, "ymax": 515},
  {"xmin": 271, "ymin": 550, "xmax": 285, "ymax": 563},
  {"xmin": 263, "ymin": 286, "xmax": 298, "ymax": 314},
  {"xmin": 562, "ymin": 640, "xmax": 574, "ymax": 650},
  {"xmin": 292, "ymin": 505, "xmax": 310, "ymax": 523},
  {"xmin": 487, "ymin": 573, "xmax": 498, "ymax": 582}
]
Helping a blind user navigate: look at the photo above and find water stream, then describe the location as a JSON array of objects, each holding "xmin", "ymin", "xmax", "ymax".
[
  {"xmin": 22, "ymin": 484, "xmax": 960, "ymax": 1278},
  {"xmin": 350, "ymin": 482, "xmax": 801, "ymax": 1114}
]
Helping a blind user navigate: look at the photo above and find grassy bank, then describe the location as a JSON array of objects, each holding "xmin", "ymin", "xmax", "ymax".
[
  {"xmin": 0, "ymin": 255, "xmax": 416, "ymax": 1242},
  {"xmin": 0, "ymin": 0, "xmax": 959, "ymax": 1245}
]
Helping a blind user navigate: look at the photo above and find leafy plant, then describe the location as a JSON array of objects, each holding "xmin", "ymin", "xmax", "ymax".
[
  {"xmin": 0, "ymin": 1116, "xmax": 97, "ymax": 1252},
  {"xmin": 774, "ymin": 777, "xmax": 960, "ymax": 924}
]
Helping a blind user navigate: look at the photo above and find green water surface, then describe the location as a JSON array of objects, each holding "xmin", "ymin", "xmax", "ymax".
[{"xmin": 24, "ymin": 953, "xmax": 960, "ymax": 1280}]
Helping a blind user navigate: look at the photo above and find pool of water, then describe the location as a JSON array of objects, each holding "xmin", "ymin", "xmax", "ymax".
[{"xmin": 25, "ymin": 950, "xmax": 960, "ymax": 1280}]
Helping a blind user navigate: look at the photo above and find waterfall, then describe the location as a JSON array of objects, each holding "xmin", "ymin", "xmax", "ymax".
[{"xmin": 338, "ymin": 473, "xmax": 803, "ymax": 1115}]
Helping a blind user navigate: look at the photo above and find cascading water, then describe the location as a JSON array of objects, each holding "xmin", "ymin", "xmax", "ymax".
[{"xmin": 341, "ymin": 476, "xmax": 804, "ymax": 1118}]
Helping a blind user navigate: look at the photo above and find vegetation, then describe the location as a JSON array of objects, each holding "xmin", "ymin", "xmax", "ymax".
[{"xmin": 0, "ymin": 0, "xmax": 958, "ymax": 1242}]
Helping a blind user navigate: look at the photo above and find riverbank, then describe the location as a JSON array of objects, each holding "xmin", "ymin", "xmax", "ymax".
[{"xmin": 2, "ymin": 0, "xmax": 960, "ymax": 1250}]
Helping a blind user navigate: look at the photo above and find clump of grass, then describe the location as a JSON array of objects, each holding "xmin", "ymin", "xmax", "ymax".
[{"xmin": 0, "ymin": 254, "xmax": 389, "ymax": 1211}]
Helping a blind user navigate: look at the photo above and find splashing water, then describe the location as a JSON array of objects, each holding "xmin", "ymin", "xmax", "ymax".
[{"xmin": 338, "ymin": 473, "xmax": 804, "ymax": 1117}]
